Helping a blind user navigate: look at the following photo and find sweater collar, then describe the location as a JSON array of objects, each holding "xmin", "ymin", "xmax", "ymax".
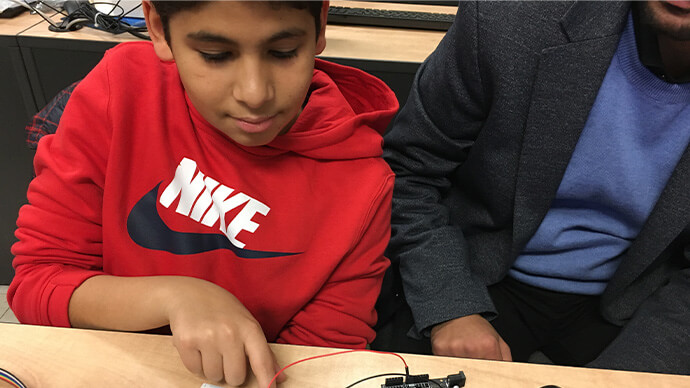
[
  {"xmin": 633, "ymin": 3, "xmax": 690, "ymax": 84},
  {"xmin": 617, "ymin": 12, "xmax": 690, "ymax": 103}
]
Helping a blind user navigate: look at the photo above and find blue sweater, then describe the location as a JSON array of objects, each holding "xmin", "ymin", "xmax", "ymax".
[{"xmin": 510, "ymin": 13, "xmax": 690, "ymax": 295}]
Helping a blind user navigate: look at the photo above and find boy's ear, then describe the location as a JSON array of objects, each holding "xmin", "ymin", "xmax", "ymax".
[
  {"xmin": 315, "ymin": 1, "xmax": 329, "ymax": 55},
  {"xmin": 142, "ymin": 0, "xmax": 174, "ymax": 62}
]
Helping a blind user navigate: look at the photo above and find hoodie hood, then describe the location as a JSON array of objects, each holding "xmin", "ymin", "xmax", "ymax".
[{"xmin": 188, "ymin": 58, "xmax": 399, "ymax": 160}]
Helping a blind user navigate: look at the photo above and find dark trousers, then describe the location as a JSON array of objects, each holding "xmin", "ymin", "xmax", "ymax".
[{"xmin": 371, "ymin": 276, "xmax": 621, "ymax": 367}]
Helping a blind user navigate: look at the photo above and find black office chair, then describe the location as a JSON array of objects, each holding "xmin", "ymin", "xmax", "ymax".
[{"xmin": 25, "ymin": 80, "xmax": 81, "ymax": 151}]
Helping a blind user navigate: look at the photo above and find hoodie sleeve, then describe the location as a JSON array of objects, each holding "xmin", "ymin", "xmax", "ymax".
[
  {"xmin": 276, "ymin": 174, "xmax": 394, "ymax": 348},
  {"xmin": 8, "ymin": 53, "xmax": 113, "ymax": 327}
]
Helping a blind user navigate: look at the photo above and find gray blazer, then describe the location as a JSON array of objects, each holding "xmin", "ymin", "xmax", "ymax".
[{"xmin": 383, "ymin": 1, "xmax": 690, "ymax": 374}]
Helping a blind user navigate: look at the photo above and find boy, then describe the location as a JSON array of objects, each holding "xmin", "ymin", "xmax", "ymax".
[{"xmin": 8, "ymin": 1, "xmax": 398, "ymax": 387}]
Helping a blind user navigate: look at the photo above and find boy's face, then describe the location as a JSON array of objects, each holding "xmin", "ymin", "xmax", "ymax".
[{"xmin": 144, "ymin": 1, "xmax": 327, "ymax": 147}]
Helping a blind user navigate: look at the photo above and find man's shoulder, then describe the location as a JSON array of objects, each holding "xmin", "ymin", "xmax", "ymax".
[
  {"xmin": 460, "ymin": 1, "xmax": 628, "ymax": 68},
  {"xmin": 471, "ymin": 1, "xmax": 627, "ymax": 36},
  {"xmin": 473, "ymin": 0, "xmax": 573, "ymax": 23}
]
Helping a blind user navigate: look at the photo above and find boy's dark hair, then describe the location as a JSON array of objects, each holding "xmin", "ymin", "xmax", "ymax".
[{"xmin": 151, "ymin": 1, "xmax": 324, "ymax": 43}]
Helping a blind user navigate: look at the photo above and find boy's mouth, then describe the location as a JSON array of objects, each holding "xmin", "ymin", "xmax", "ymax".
[{"xmin": 234, "ymin": 115, "xmax": 277, "ymax": 134}]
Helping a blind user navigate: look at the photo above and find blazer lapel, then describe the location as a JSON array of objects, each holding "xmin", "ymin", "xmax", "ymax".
[{"xmin": 512, "ymin": 1, "xmax": 630, "ymax": 254}]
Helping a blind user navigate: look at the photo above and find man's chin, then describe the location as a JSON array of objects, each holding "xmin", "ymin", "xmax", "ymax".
[{"xmin": 642, "ymin": 1, "xmax": 690, "ymax": 40}]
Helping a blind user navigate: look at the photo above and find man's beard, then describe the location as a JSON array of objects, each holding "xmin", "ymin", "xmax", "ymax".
[{"xmin": 640, "ymin": 1, "xmax": 690, "ymax": 40}]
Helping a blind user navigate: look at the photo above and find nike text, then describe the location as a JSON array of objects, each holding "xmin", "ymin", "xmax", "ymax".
[{"xmin": 159, "ymin": 158, "xmax": 270, "ymax": 249}]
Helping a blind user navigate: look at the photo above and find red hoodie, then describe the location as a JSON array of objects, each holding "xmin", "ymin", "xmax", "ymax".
[{"xmin": 9, "ymin": 42, "xmax": 398, "ymax": 348}]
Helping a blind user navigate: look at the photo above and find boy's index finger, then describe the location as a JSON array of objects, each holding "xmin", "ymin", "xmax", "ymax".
[
  {"xmin": 273, "ymin": 356, "xmax": 287, "ymax": 384},
  {"xmin": 244, "ymin": 337, "xmax": 278, "ymax": 388}
]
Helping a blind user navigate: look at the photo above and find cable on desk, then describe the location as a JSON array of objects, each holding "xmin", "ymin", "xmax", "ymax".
[
  {"xmin": 63, "ymin": 1, "xmax": 149, "ymax": 39},
  {"xmin": 0, "ymin": 368, "xmax": 27, "ymax": 388},
  {"xmin": 268, "ymin": 348, "xmax": 410, "ymax": 388},
  {"xmin": 17, "ymin": 0, "xmax": 149, "ymax": 40},
  {"xmin": 11, "ymin": 0, "xmax": 65, "ymax": 29},
  {"xmin": 27, "ymin": 0, "xmax": 67, "ymax": 16}
]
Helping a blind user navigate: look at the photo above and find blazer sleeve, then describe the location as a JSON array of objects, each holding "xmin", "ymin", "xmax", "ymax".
[
  {"xmin": 588, "ymin": 264, "xmax": 690, "ymax": 374},
  {"xmin": 276, "ymin": 175, "xmax": 393, "ymax": 348},
  {"xmin": 382, "ymin": 2, "xmax": 496, "ymax": 336},
  {"xmin": 7, "ymin": 56, "xmax": 113, "ymax": 327}
]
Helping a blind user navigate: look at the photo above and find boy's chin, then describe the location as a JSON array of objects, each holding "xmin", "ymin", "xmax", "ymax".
[{"xmin": 228, "ymin": 132, "xmax": 280, "ymax": 147}]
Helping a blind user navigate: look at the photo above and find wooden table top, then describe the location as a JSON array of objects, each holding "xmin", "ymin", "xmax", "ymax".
[{"xmin": 0, "ymin": 323, "xmax": 688, "ymax": 388}]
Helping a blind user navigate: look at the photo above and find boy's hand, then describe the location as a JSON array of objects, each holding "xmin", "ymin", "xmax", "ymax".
[
  {"xmin": 164, "ymin": 277, "xmax": 282, "ymax": 388},
  {"xmin": 430, "ymin": 314, "xmax": 512, "ymax": 362}
]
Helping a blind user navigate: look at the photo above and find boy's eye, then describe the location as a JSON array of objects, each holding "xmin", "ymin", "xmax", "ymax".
[
  {"xmin": 199, "ymin": 51, "xmax": 232, "ymax": 63},
  {"xmin": 270, "ymin": 49, "xmax": 298, "ymax": 60}
]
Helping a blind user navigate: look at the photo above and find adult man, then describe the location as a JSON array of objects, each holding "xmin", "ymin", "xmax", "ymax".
[{"xmin": 375, "ymin": 0, "xmax": 690, "ymax": 374}]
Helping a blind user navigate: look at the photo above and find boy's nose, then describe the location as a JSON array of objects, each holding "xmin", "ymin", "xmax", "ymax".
[{"xmin": 233, "ymin": 60, "xmax": 274, "ymax": 110}]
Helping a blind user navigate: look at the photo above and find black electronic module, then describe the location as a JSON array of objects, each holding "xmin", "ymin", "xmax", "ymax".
[{"xmin": 381, "ymin": 371, "xmax": 466, "ymax": 388}]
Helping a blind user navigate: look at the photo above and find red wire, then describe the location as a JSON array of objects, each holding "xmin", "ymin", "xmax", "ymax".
[{"xmin": 267, "ymin": 348, "xmax": 408, "ymax": 387}]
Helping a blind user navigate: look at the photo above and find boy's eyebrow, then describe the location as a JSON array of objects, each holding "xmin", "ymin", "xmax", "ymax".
[
  {"xmin": 265, "ymin": 28, "xmax": 307, "ymax": 43},
  {"xmin": 187, "ymin": 31, "xmax": 234, "ymax": 44},
  {"xmin": 186, "ymin": 28, "xmax": 307, "ymax": 45}
]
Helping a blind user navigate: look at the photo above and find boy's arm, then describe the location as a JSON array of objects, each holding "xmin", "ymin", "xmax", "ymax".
[
  {"xmin": 276, "ymin": 175, "xmax": 394, "ymax": 348},
  {"xmin": 68, "ymin": 275, "xmax": 186, "ymax": 331},
  {"xmin": 9, "ymin": 55, "xmax": 112, "ymax": 328},
  {"xmin": 69, "ymin": 275, "xmax": 281, "ymax": 387}
]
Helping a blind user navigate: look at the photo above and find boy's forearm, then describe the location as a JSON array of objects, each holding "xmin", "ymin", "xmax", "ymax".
[{"xmin": 68, "ymin": 275, "xmax": 180, "ymax": 331}]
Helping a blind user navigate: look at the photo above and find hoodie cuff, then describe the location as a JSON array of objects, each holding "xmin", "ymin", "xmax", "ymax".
[{"xmin": 44, "ymin": 269, "xmax": 105, "ymax": 327}]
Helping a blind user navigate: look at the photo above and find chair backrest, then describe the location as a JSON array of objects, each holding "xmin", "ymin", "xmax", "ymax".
[{"xmin": 25, "ymin": 80, "xmax": 81, "ymax": 150}]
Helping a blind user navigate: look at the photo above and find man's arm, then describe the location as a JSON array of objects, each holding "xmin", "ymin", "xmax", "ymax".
[
  {"xmin": 383, "ymin": 2, "xmax": 504, "ymax": 358},
  {"xmin": 383, "ymin": 3, "xmax": 493, "ymax": 331}
]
